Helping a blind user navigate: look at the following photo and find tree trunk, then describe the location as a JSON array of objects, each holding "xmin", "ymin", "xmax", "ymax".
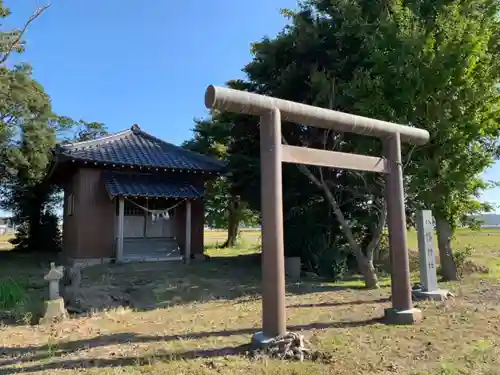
[
  {"xmin": 291, "ymin": 158, "xmax": 381, "ymax": 288},
  {"xmin": 358, "ymin": 257, "xmax": 379, "ymax": 289},
  {"xmin": 372, "ymin": 246, "xmax": 382, "ymax": 265},
  {"xmin": 281, "ymin": 137, "xmax": 384, "ymax": 288},
  {"xmin": 224, "ymin": 218, "xmax": 239, "ymax": 247},
  {"xmin": 435, "ymin": 216, "xmax": 458, "ymax": 281},
  {"xmin": 318, "ymin": 183, "xmax": 382, "ymax": 288},
  {"xmin": 221, "ymin": 195, "xmax": 241, "ymax": 248}
]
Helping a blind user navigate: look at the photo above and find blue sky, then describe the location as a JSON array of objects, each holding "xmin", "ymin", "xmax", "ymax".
[
  {"xmin": 6, "ymin": 0, "xmax": 296, "ymax": 144},
  {"xmin": 2, "ymin": 0, "xmax": 500, "ymax": 215}
]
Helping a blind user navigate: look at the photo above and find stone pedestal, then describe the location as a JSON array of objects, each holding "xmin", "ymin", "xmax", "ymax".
[
  {"xmin": 40, "ymin": 298, "xmax": 68, "ymax": 324},
  {"xmin": 384, "ymin": 307, "xmax": 423, "ymax": 325},
  {"xmin": 412, "ymin": 289, "xmax": 450, "ymax": 301}
]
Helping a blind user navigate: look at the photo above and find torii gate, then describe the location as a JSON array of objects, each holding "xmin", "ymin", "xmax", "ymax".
[{"xmin": 204, "ymin": 85, "xmax": 430, "ymax": 344}]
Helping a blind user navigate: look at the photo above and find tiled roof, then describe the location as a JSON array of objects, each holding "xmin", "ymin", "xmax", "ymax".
[
  {"xmin": 57, "ymin": 124, "xmax": 226, "ymax": 173},
  {"xmin": 104, "ymin": 171, "xmax": 204, "ymax": 199}
]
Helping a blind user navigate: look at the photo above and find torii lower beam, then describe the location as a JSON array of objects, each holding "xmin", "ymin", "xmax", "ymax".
[{"xmin": 204, "ymin": 85, "xmax": 430, "ymax": 343}]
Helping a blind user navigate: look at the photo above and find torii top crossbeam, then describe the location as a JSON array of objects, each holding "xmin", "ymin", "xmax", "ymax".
[{"xmin": 204, "ymin": 85, "xmax": 429, "ymax": 145}]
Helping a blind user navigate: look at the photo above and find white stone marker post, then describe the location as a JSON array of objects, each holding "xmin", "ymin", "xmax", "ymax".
[{"xmin": 414, "ymin": 210, "xmax": 450, "ymax": 301}]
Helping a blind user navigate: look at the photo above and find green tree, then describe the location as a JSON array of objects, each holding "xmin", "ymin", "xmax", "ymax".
[
  {"xmin": 0, "ymin": 2, "xmax": 60, "ymax": 253},
  {"xmin": 8, "ymin": 117, "xmax": 108, "ymax": 253},
  {"xmin": 218, "ymin": 0, "xmax": 500, "ymax": 286},
  {"xmin": 56, "ymin": 117, "xmax": 108, "ymax": 143},
  {"xmin": 309, "ymin": 0, "xmax": 500, "ymax": 280},
  {"xmin": 0, "ymin": 2, "xmax": 108, "ymax": 253},
  {"xmin": 0, "ymin": 2, "xmax": 52, "ymax": 193},
  {"xmin": 0, "ymin": 64, "xmax": 58, "ymax": 253}
]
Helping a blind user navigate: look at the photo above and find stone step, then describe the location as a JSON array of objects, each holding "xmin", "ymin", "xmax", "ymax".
[{"xmin": 123, "ymin": 237, "xmax": 180, "ymax": 260}]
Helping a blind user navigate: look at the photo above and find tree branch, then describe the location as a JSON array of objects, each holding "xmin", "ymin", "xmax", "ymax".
[
  {"xmin": 364, "ymin": 200, "xmax": 387, "ymax": 261},
  {"xmin": 0, "ymin": 3, "xmax": 51, "ymax": 65},
  {"xmin": 282, "ymin": 135, "xmax": 365, "ymax": 260}
]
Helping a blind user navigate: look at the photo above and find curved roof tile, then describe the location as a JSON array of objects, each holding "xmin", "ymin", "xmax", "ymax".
[
  {"xmin": 104, "ymin": 171, "xmax": 204, "ymax": 199},
  {"xmin": 58, "ymin": 124, "xmax": 226, "ymax": 172}
]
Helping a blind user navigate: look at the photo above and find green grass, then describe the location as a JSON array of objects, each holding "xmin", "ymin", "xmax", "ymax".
[
  {"xmin": 0, "ymin": 277, "xmax": 27, "ymax": 309},
  {"xmin": 0, "ymin": 229, "xmax": 499, "ymax": 374},
  {"xmin": 205, "ymin": 228, "xmax": 500, "ymax": 276}
]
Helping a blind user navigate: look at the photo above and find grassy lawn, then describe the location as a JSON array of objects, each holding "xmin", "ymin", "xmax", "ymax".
[
  {"xmin": 0, "ymin": 229, "xmax": 498, "ymax": 374},
  {"xmin": 207, "ymin": 228, "xmax": 500, "ymax": 277}
]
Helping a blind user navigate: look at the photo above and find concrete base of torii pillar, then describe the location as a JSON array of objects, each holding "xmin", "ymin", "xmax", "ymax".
[
  {"xmin": 384, "ymin": 307, "xmax": 423, "ymax": 325},
  {"xmin": 251, "ymin": 332, "xmax": 276, "ymax": 349}
]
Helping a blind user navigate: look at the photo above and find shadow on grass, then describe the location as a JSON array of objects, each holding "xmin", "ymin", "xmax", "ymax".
[
  {"xmin": 73, "ymin": 253, "xmax": 386, "ymax": 314},
  {"xmin": 0, "ymin": 252, "xmax": 391, "ymax": 324},
  {"xmin": 0, "ymin": 318, "xmax": 382, "ymax": 373},
  {"xmin": 287, "ymin": 298, "xmax": 389, "ymax": 309},
  {"xmin": 0, "ymin": 346, "xmax": 252, "ymax": 374}
]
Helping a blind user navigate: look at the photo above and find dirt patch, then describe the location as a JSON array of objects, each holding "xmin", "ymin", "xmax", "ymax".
[{"xmin": 63, "ymin": 261, "xmax": 262, "ymax": 314}]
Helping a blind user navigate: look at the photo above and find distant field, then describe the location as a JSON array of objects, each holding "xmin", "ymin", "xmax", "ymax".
[
  {"xmin": 2, "ymin": 227, "xmax": 500, "ymax": 260},
  {"xmin": 205, "ymin": 227, "xmax": 500, "ymax": 250},
  {"xmin": 0, "ymin": 234, "xmax": 12, "ymax": 250},
  {"xmin": 204, "ymin": 228, "xmax": 261, "ymax": 248},
  {"xmin": 205, "ymin": 228, "xmax": 500, "ymax": 276}
]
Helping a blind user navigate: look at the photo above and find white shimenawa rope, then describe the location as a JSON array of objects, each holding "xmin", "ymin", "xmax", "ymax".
[{"xmin": 124, "ymin": 197, "xmax": 186, "ymax": 221}]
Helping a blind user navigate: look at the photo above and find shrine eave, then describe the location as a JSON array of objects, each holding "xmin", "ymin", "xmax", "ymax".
[{"xmin": 104, "ymin": 171, "xmax": 204, "ymax": 200}]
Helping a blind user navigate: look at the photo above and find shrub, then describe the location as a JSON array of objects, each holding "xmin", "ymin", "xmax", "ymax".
[
  {"xmin": 453, "ymin": 245, "xmax": 474, "ymax": 278},
  {"xmin": 316, "ymin": 244, "xmax": 350, "ymax": 282},
  {"xmin": 375, "ymin": 229, "xmax": 420, "ymax": 274},
  {"xmin": 10, "ymin": 212, "xmax": 62, "ymax": 253}
]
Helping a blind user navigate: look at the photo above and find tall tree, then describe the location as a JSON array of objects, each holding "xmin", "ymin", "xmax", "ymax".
[
  {"xmin": 310, "ymin": 0, "xmax": 500, "ymax": 280},
  {"xmin": 0, "ymin": 2, "xmax": 57, "ymax": 254},
  {"xmin": 8, "ymin": 117, "xmax": 108, "ymax": 253},
  {"xmin": 0, "ymin": 2, "xmax": 108, "ymax": 253},
  {"xmin": 219, "ymin": 0, "xmax": 500, "ymax": 285},
  {"xmin": 0, "ymin": 2, "xmax": 52, "ymax": 191},
  {"xmin": 0, "ymin": 68, "xmax": 57, "ymax": 252}
]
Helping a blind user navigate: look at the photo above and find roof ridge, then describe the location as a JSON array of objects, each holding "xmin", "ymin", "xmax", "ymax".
[
  {"xmin": 56, "ymin": 124, "xmax": 227, "ymax": 172},
  {"xmin": 133, "ymin": 128, "xmax": 226, "ymax": 168},
  {"xmin": 61, "ymin": 129, "xmax": 132, "ymax": 149}
]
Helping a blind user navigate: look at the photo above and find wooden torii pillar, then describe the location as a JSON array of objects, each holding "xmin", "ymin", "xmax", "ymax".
[{"xmin": 204, "ymin": 85, "xmax": 430, "ymax": 343}]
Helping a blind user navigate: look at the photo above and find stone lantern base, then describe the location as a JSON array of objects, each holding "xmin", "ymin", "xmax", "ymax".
[{"xmin": 40, "ymin": 298, "xmax": 68, "ymax": 324}]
